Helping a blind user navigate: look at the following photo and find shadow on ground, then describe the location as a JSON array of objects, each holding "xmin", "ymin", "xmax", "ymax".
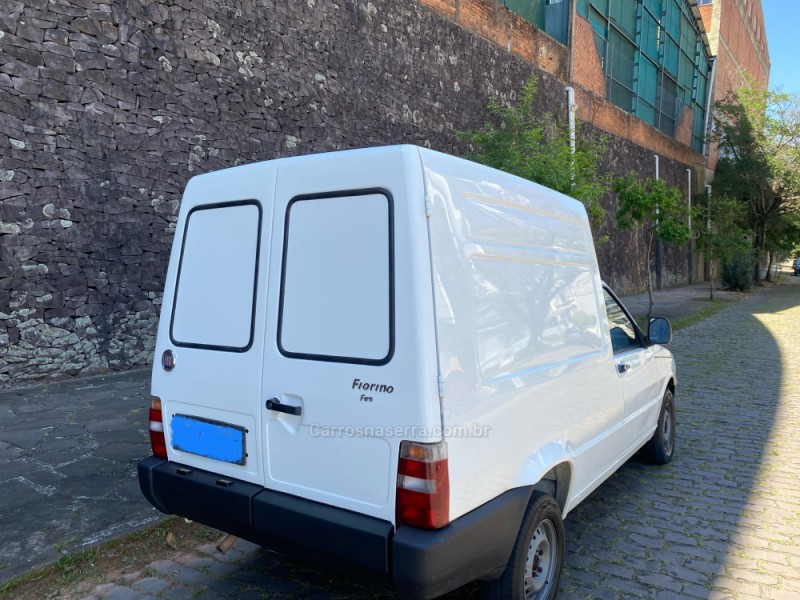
[
  {"xmin": 206, "ymin": 284, "xmax": 800, "ymax": 599},
  {"xmin": 4, "ymin": 285, "xmax": 799, "ymax": 599}
]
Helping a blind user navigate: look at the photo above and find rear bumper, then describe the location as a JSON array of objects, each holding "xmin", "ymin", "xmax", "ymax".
[{"xmin": 138, "ymin": 457, "xmax": 531, "ymax": 599}]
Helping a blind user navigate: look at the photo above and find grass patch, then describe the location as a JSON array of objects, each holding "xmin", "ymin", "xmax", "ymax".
[
  {"xmin": 671, "ymin": 299, "xmax": 727, "ymax": 330},
  {"xmin": 634, "ymin": 299, "xmax": 730, "ymax": 332},
  {"xmin": 0, "ymin": 518, "xmax": 220, "ymax": 600}
]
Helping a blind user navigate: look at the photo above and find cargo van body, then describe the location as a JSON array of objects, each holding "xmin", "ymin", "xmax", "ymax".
[{"xmin": 139, "ymin": 146, "xmax": 677, "ymax": 599}]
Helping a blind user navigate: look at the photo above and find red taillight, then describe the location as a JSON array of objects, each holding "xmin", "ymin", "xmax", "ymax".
[
  {"xmin": 149, "ymin": 397, "xmax": 167, "ymax": 459},
  {"xmin": 396, "ymin": 440, "xmax": 449, "ymax": 529}
]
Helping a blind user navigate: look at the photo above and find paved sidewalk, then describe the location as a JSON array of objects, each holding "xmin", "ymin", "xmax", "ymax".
[
  {"xmin": 1, "ymin": 273, "xmax": 799, "ymax": 596},
  {"xmin": 621, "ymin": 262, "xmax": 797, "ymax": 321},
  {"xmin": 620, "ymin": 280, "xmax": 747, "ymax": 321},
  {"xmin": 0, "ymin": 368, "xmax": 156, "ymax": 581}
]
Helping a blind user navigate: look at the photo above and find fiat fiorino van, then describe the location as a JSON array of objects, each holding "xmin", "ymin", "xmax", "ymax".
[{"xmin": 139, "ymin": 145, "xmax": 677, "ymax": 599}]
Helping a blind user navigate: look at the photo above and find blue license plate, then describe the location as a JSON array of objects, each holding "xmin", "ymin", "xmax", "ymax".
[{"xmin": 171, "ymin": 414, "xmax": 246, "ymax": 465}]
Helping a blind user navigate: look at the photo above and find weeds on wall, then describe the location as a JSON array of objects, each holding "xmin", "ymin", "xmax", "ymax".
[{"xmin": 457, "ymin": 76, "xmax": 609, "ymax": 234}]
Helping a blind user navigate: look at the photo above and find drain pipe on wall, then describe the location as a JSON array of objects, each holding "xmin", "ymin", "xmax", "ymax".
[
  {"xmin": 566, "ymin": 86, "xmax": 577, "ymax": 185},
  {"xmin": 705, "ymin": 184, "xmax": 712, "ymax": 284},
  {"xmin": 687, "ymin": 168, "xmax": 693, "ymax": 284},
  {"xmin": 654, "ymin": 155, "xmax": 662, "ymax": 291}
]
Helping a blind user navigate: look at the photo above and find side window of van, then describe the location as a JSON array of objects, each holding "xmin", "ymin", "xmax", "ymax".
[{"xmin": 603, "ymin": 289, "xmax": 640, "ymax": 353}]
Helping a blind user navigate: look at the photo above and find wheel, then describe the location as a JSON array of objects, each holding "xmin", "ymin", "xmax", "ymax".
[
  {"xmin": 641, "ymin": 389, "xmax": 676, "ymax": 465},
  {"xmin": 482, "ymin": 492, "xmax": 564, "ymax": 600}
]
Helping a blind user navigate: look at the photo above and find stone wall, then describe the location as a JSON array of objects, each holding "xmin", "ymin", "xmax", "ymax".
[
  {"xmin": 594, "ymin": 129, "xmax": 696, "ymax": 294},
  {"xmin": 0, "ymin": 0, "xmax": 697, "ymax": 386}
]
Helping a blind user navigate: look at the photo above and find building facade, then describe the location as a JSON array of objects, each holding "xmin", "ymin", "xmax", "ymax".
[
  {"xmin": 698, "ymin": 0, "xmax": 770, "ymax": 171},
  {"xmin": 0, "ymin": 0, "xmax": 768, "ymax": 385}
]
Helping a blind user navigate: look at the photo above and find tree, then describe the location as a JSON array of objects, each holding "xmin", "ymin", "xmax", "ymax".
[
  {"xmin": 458, "ymin": 76, "xmax": 608, "ymax": 229},
  {"xmin": 694, "ymin": 193, "xmax": 749, "ymax": 298},
  {"xmin": 712, "ymin": 79, "xmax": 800, "ymax": 282},
  {"xmin": 613, "ymin": 174, "xmax": 691, "ymax": 317},
  {"xmin": 764, "ymin": 212, "xmax": 800, "ymax": 279}
]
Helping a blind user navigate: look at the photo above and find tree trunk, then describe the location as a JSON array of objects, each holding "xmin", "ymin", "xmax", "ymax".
[
  {"xmin": 753, "ymin": 228, "xmax": 761, "ymax": 283},
  {"xmin": 765, "ymin": 251, "xmax": 773, "ymax": 282},
  {"xmin": 646, "ymin": 230, "xmax": 654, "ymax": 319},
  {"xmin": 753, "ymin": 219, "xmax": 767, "ymax": 283},
  {"xmin": 709, "ymin": 261, "xmax": 715, "ymax": 300}
]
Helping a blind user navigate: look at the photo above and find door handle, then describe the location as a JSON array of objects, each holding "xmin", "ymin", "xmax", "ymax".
[
  {"xmin": 617, "ymin": 363, "xmax": 631, "ymax": 374},
  {"xmin": 266, "ymin": 398, "xmax": 302, "ymax": 416}
]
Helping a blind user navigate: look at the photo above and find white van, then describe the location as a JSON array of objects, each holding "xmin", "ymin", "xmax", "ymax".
[{"xmin": 138, "ymin": 145, "xmax": 677, "ymax": 599}]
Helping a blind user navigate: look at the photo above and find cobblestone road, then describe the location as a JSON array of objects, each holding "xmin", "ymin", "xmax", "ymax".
[
  {"xmin": 559, "ymin": 282, "xmax": 800, "ymax": 599},
  {"xmin": 55, "ymin": 284, "xmax": 800, "ymax": 599}
]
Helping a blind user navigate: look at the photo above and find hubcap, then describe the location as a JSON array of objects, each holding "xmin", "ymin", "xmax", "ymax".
[
  {"xmin": 523, "ymin": 519, "xmax": 557, "ymax": 599},
  {"xmin": 663, "ymin": 402, "xmax": 674, "ymax": 455}
]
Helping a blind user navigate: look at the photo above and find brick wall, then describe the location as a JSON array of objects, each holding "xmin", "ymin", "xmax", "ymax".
[
  {"xmin": 0, "ymin": 0, "xmax": 700, "ymax": 386},
  {"xmin": 419, "ymin": 0, "xmax": 569, "ymax": 80},
  {"xmin": 572, "ymin": 15, "xmax": 605, "ymax": 98},
  {"xmin": 707, "ymin": 0, "xmax": 770, "ymax": 171},
  {"xmin": 699, "ymin": 4, "xmax": 713, "ymax": 34}
]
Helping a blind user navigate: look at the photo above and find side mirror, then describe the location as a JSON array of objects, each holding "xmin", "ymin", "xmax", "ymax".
[{"xmin": 647, "ymin": 317, "xmax": 672, "ymax": 345}]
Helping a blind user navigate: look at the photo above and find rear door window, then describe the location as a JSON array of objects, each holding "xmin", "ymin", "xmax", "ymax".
[
  {"xmin": 278, "ymin": 190, "xmax": 393, "ymax": 365},
  {"xmin": 171, "ymin": 201, "xmax": 261, "ymax": 352}
]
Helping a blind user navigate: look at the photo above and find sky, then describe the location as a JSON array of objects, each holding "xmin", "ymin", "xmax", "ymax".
[{"xmin": 762, "ymin": 0, "xmax": 800, "ymax": 95}]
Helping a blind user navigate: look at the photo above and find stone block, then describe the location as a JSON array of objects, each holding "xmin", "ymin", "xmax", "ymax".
[{"xmin": 15, "ymin": 22, "xmax": 44, "ymax": 44}]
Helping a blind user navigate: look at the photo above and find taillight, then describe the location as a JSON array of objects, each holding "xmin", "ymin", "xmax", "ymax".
[
  {"xmin": 149, "ymin": 397, "xmax": 167, "ymax": 458},
  {"xmin": 396, "ymin": 440, "xmax": 449, "ymax": 529}
]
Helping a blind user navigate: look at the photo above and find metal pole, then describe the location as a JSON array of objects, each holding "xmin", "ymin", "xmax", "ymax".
[
  {"xmin": 702, "ymin": 57, "xmax": 718, "ymax": 158},
  {"xmin": 655, "ymin": 155, "xmax": 662, "ymax": 291},
  {"xmin": 705, "ymin": 184, "xmax": 712, "ymax": 282},
  {"xmin": 566, "ymin": 86, "xmax": 577, "ymax": 187},
  {"xmin": 687, "ymin": 168, "xmax": 693, "ymax": 284}
]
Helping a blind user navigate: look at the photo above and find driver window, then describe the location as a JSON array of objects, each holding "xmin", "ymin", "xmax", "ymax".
[{"xmin": 603, "ymin": 289, "xmax": 640, "ymax": 353}]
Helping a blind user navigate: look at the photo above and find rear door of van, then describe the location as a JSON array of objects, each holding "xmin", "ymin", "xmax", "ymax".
[
  {"xmin": 259, "ymin": 147, "xmax": 441, "ymax": 524},
  {"xmin": 155, "ymin": 163, "xmax": 276, "ymax": 490}
]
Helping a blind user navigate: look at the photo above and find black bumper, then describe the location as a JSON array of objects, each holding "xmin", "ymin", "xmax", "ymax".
[{"xmin": 138, "ymin": 456, "xmax": 531, "ymax": 599}]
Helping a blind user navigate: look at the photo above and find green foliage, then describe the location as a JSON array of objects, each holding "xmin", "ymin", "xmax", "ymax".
[
  {"xmin": 613, "ymin": 173, "xmax": 691, "ymax": 244},
  {"xmin": 457, "ymin": 76, "xmax": 608, "ymax": 228},
  {"xmin": 767, "ymin": 212, "xmax": 800, "ymax": 256},
  {"xmin": 694, "ymin": 194, "xmax": 749, "ymax": 263},
  {"xmin": 694, "ymin": 193, "xmax": 750, "ymax": 297},
  {"xmin": 612, "ymin": 173, "xmax": 690, "ymax": 314},
  {"xmin": 722, "ymin": 247, "xmax": 756, "ymax": 291},
  {"xmin": 713, "ymin": 77, "xmax": 800, "ymax": 280}
]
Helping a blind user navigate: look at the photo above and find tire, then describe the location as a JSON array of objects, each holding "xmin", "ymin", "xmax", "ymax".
[
  {"xmin": 641, "ymin": 389, "xmax": 676, "ymax": 465},
  {"xmin": 482, "ymin": 491, "xmax": 564, "ymax": 600}
]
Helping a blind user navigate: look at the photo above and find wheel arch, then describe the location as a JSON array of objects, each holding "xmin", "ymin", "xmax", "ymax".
[
  {"xmin": 516, "ymin": 442, "xmax": 574, "ymax": 517},
  {"xmin": 531, "ymin": 462, "xmax": 572, "ymax": 517}
]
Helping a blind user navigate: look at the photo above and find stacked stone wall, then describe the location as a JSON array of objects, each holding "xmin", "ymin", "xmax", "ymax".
[{"xmin": 1, "ymin": 0, "xmax": 696, "ymax": 386}]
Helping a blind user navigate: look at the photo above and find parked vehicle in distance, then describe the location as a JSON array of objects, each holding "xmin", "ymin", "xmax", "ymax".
[
  {"xmin": 138, "ymin": 146, "xmax": 677, "ymax": 600},
  {"xmin": 794, "ymin": 257, "xmax": 800, "ymax": 276}
]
